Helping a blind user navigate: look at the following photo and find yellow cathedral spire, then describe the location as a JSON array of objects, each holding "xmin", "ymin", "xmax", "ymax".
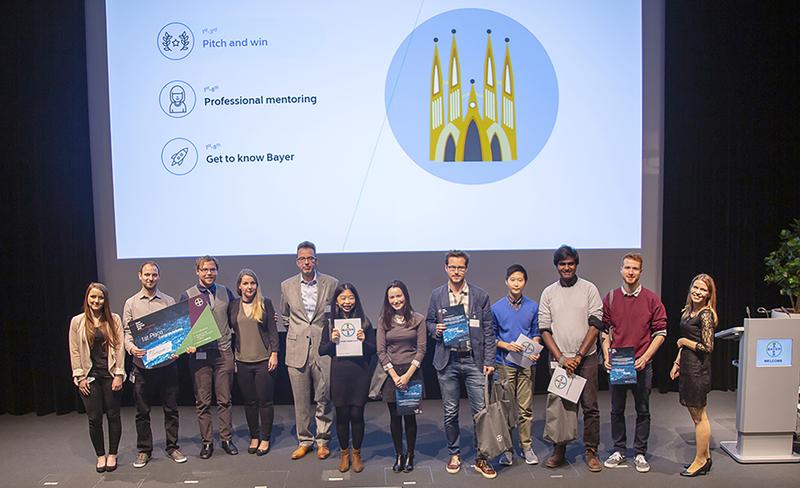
[{"xmin": 429, "ymin": 29, "xmax": 517, "ymax": 162}]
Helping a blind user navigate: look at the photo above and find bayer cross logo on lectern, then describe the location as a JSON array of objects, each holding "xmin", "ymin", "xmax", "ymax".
[
  {"xmin": 766, "ymin": 341, "xmax": 783, "ymax": 358},
  {"xmin": 194, "ymin": 297, "xmax": 204, "ymax": 307},
  {"xmin": 340, "ymin": 322, "xmax": 356, "ymax": 337},
  {"xmin": 554, "ymin": 374, "xmax": 568, "ymax": 389}
]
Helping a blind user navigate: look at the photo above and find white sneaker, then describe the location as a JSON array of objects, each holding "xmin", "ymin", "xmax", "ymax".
[
  {"xmin": 604, "ymin": 451, "xmax": 627, "ymax": 468},
  {"xmin": 522, "ymin": 448, "xmax": 539, "ymax": 465},
  {"xmin": 498, "ymin": 451, "xmax": 513, "ymax": 465},
  {"xmin": 634, "ymin": 454, "xmax": 650, "ymax": 473}
]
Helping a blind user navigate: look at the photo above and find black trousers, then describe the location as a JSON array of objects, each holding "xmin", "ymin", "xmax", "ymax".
[
  {"xmin": 81, "ymin": 376, "xmax": 122, "ymax": 456},
  {"xmin": 236, "ymin": 360, "xmax": 275, "ymax": 440},
  {"xmin": 335, "ymin": 405, "xmax": 365, "ymax": 450},
  {"xmin": 132, "ymin": 363, "xmax": 180, "ymax": 454}
]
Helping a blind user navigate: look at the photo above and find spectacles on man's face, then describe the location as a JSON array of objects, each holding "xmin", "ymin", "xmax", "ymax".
[
  {"xmin": 199, "ymin": 267, "xmax": 218, "ymax": 274},
  {"xmin": 446, "ymin": 265, "xmax": 467, "ymax": 272},
  {"xmin": 296, "ymin": 257, "xmax": 317, "ymax": 263}
]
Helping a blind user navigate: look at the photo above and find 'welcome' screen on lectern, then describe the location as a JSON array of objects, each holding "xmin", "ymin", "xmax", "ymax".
[{"xmin": 104, "ymin": 1, "xmax": 642, "ymax": 258}]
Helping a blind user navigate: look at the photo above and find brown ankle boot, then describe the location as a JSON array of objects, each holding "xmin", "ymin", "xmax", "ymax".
[
  {"xmin": 351, "ymin": 449, "xmax": 364, "ymax": 473},
  {"xmin": 546, "ymin": 444, "xmax": 566, "ymax": 468},
  {"xmin": 338, "ymin": 448, "xmax": 350, "ymax": 472}
]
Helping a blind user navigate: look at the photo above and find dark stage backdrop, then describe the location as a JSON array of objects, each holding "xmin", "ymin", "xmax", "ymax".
[{"xmin": 1, "ymin": 1, "xmax": 798, "ymax": 415}]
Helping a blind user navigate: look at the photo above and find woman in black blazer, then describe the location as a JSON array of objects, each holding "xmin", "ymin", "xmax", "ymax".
[{"xmin": 228, "ymin": 269, "xmax": 279, "ymax": 456}]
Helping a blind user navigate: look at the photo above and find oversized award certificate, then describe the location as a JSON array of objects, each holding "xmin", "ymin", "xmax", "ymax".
[
  {"xmin": 609, "ymin": 347, "xmax": 637, "ymax": 385},
  {"xmin": 334, "ymin": 318, "xmax": 363, "ymax": 357},
  {"xmin": 507, "ymin": 333, "xmax": 544, "ymax": 368},
  {"xmin": 440, "ymin": 305, "xmax": 469, "ymax": 347},
  {"xmin": 127, "ymin": 296, "xmax": 222, "ymax": 368}
]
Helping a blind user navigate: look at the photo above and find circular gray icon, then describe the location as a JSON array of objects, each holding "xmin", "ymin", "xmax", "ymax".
[
  {"xmin": 159, "ymin": 81, "xmax": 196, "ymax": 118},
  {"xmin": 157, "ymin": 22, "xmax": 194, "ymax": 60},
  {"xmin": 161, "ymin": 138, "xmax": 198, "ymax": 176},
  {"xmin": 554, "ymin": 375, "xmax": 568, "ymax": 389}
]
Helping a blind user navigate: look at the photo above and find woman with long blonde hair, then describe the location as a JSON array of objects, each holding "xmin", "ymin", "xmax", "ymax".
[
  {"xmin": 228, "ymin": 269, "xmax": 279, "ymax": 456},
  {"xmin": 670, "ymin": 273, "xmax": 718, "ymax": 477},
  {"xmin": 68, "ymin": 282, "xmax": 126, "ymax": 473}
]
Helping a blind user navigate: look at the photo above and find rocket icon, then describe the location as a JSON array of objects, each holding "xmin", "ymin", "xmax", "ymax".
[{"xmin": 170, "ymin": 147, "xmax": 189, "ymax": 166}]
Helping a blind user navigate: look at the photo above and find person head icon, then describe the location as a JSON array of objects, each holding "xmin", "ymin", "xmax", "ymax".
[{"xmin": 169, "ymin": 85, "xmax": 186, "ymax": 113}]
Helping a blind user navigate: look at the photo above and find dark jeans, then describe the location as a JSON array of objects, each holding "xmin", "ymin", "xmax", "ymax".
[
  {"xmin": 236, "ymin": 360, "xmax": 275, "ymax": 440},
  {"xmin": 132, "ymin": 363, "xmax": 180, "ymax": 454},
  {"xmin": 81, "ymin": 376, "xmax": 122, "ymax": 456},
  {"xmin": 189, "ymin": 348, "xmax": 234, "ymax": 443},
  {"xmin": 574, "ymin": 353, "xmax": 600, "ymax": 451},
  {"xmin": 610, "ymin": 362, "xmax": 652, "ymax": 456},
  {"xmin": 436, "ymin": 352, "xmax": 487, "ymax": 460}
]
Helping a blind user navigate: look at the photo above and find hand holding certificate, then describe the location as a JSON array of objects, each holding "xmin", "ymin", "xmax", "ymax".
[
  {"xmin": 439, "ymin": 305, "xmax": 469, "ymax": 347},
  {"xmin": 507, "ymin": 333, "xmax": 543, "ymax": 368},
  {"xmin": 127, "ymin": 296, "xmax": 222, "ymax": 368},
  {"xmin": 547, "ymin": 365, "xmax": 587, "ymax": 404},
  {"xmin": 334, "ymin": 318, "xmax": 363, "ymax": 357},
  {"xmin": 609, "ymin": 347, "xmax": 637, "ymax": 385}
]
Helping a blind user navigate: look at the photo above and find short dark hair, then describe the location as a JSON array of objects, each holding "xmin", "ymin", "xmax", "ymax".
[
  {"xmin": 505, "ymin": 264, "xmax": 527, "ymax": 281},
  {"xmin": 553, "ymin": 245, "xmax": 579, "ymax": 266},
  {"xmin": 139, "ymin": 261, "xmax": 160, "ymax": 273},
  {"xmin": 445, "ymin": 250, "xmax": 470, "ymax": 267},
  {"xmin": 195, "ymin": 255, "xmax": 219, "ymax": 270},
  {"xmin": 296, "ymin": 241, "xmax": 317, "ymax": 255}
]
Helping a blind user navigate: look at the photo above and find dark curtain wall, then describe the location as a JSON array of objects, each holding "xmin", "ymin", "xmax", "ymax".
[
  {"xmin": 657, "ymin": 2, "xmax": 800, "ymax": 392},
  {"xmin": 1, "ymin": 2, "xmax": 797, "ymax": 414},
  {"xmin": 1, "ymin": 1, "xmax": 98, "ymax": 414}
]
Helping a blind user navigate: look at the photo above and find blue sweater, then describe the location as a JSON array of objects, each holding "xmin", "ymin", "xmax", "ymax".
[{"xmin": 492, "ymin": 296, "xmax": 540, "ymax": 365}]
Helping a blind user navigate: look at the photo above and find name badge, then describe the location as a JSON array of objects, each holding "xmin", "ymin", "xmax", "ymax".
[
  {"xmin": 325, "ymin": 305, "xmax": 331, "ymax": 313},
  {"xmin": 196, "ymin": 351, "xmax": 207, "ymax": 360},
  {"xmin": 469, "ymin": 319, "xmax": 480, "ymax": 328}
]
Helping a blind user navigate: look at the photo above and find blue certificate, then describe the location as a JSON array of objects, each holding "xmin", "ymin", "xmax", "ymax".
[{"xmin": 609, "ymin": 347, "xmax": 637, "ymax": 385}]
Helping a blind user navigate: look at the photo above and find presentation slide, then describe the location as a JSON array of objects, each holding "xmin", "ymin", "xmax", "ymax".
[{"xmin": 105, "ymin": 1, "xmax": 642, "ymax": 258}]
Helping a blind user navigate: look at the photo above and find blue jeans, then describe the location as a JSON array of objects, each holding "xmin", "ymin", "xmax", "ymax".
[
  {"xmin": 436, "ymin": 353, "xmax": 486, "ymax": 459},
  {"xmin": 610, "ymin": 362, "xmax": 652, "ymax": 456}
]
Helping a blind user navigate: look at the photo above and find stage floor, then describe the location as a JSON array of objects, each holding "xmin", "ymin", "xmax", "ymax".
[{"xmin": 1, "ymin": 391, "xmax": 797, "ymax": 488}]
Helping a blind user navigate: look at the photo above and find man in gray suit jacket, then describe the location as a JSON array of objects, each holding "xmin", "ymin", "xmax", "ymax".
[
  {"xmin": 280, "ymin": 241, "xmax": 339, "ymax": 460},
  {"xmin": 426, "ymin": 250, "xmax": 497, "ymax": 479}
]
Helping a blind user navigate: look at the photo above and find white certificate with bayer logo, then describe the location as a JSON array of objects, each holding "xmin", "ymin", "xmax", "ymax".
[
  {"xmin": 334, "ymin": 318, "xmax": 362, "ymax": 357},
  {"xmin": 547, "ymin": 366, "xmax": 586, "ymax": 404}
]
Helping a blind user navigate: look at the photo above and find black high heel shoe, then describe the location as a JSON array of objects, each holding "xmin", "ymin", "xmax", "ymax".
[
  {"xmin": 392, "ymin": 453, "xmax": 406, "ymax": 472},
  {"xmin": 404, "ymin": 452, "xmax": 415, "ymax": 472},
  {"xmin": 680, "ymin": 457, "xmax": 711, "ymax": 477}
]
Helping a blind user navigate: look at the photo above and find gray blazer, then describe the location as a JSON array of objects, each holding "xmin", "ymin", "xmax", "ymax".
[
  {"xmin": 280, "ymin": 272, "xmax": 339, "ymax": 369},
  {"xmin": 425, "ymin": 283, "xmax": 496, "ymax": 371}
]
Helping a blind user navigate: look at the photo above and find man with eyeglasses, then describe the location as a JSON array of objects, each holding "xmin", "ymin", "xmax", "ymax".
[
  {"xmin": 280, "ymin": 241, "xmax": 339, "ymax": 460},
  {"xmin": 180, "ymin": 255, "xmax": 237, "ymax": 459},
  {"xmin": 426, "ymin": 250, "xmax": 497, "ymax": 479},
  {"xmin": 539, "ymin": 245, "xmax": 604, "ymax": 472}
]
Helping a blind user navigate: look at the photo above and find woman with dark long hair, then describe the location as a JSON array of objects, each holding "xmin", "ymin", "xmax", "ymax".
[
  {"xmin": 68, "ymin": 282, "xmax": 126, "ymax": 473},
  {"xmin": 670, "ymin": 273, "xmax": 718, "ymax": 477},
  {"xmin": 377, "ymin": 280, "xmax": 426, "ymax": 473},
  {"xmin": 228, "ymin": 269, "xmax": 279, "ymax": 456},
  {"xmin": 319, "ymin": 283, "xmax": 376, "ymax": 473}
]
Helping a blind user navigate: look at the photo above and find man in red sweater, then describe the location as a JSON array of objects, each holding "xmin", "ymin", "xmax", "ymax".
[{"xmin": 601, "ymin": 253, "xmax": 666, "ymax": 474}]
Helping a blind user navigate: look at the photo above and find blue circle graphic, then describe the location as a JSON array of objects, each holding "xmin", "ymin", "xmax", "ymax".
[{"xmin": 385, "ymin": 9, "xmax": 558, "ymax": 185}]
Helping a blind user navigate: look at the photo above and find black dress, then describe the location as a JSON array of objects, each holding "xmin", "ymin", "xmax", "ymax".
[
  {"xmin": 679, "ymin": 309, "xmax": 715, "ymax": 407},
  {"xmin": 319, "ymin": 316, "xmax": 377, "ymax": 407}
]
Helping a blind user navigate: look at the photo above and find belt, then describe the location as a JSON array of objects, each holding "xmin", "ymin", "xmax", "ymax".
[{"xmin": 450, "ymin": 350, "xmax": 473, "ymax": 358}]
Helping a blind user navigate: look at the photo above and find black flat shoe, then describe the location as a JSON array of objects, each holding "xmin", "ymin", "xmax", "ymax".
[
  {"xmin": 200, "ymin": 442, "xmax": 214, "ymax": 459},
  {"xmin": 221, "ymin": 440, "xmax": 239, "ymax": 455},
  {"xmin": 392, "ymin": 453, "xmax": 406, "ymax": 472},
  {"xmin": 248, "ymin": 446, "xmax": 258, "ymax": 454},
  {"xmin": 256, "ymin": 443, "xmax": 270, "ymax": 456},
  {"xmin": 404, "ymin": 452, "xmax": 415, "ymax": 472},
  {"xmin": 680, "ymin": 458, "xmax": 711, "ymax": 477},
  {"xmin": 96, "ymin": 465, "xmax": 106, "ymax": 473}
]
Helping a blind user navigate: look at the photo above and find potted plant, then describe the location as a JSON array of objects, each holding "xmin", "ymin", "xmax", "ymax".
[{"xmin": 764, "ymin": 217, "xmax": 800, "ymax": 317}]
